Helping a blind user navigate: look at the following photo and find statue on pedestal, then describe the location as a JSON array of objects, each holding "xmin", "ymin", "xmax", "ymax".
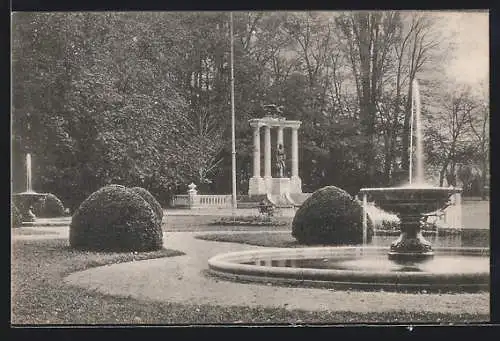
[{"xmin": 276, "ymin": 144, "xmax": 286, "ymax": 178}]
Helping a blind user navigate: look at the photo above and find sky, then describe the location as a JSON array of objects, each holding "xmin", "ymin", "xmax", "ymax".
[{"xmin": 439, "ymin": 11, "xmax": 489, "ymax": 87}]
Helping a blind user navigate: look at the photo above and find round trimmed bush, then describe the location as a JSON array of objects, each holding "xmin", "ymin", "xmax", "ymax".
[
  {"xmin": 11, "ymin": 202, "xmax": 22, "ymax": 228},
  {"xmin": 292, "ymin": 186, "xmax": 374, "ymax": 245},
  {"xmin": 69, "ymin": 185, "xmax": 163, "ymax": 252},
  {"xmin": 130, "ymin": 187, "xmax": 163, "ymax": 225},
  {"xmin": 32, "ymin": 193, "xmax": 65, "ymax": 218}
]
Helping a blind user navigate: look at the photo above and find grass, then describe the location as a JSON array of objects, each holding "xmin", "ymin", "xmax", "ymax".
[
  {"xmin": 461, "ymin": 200, "xmax": 490, "ymax": 230},
  {"xmin": 11, "ymin": 239, "xmax": 487, "ymax": 324},
  {"xmin": 12, "ymin": 228, "xmax": 59, "ymax": 236},
  {"xmin": 11, "ymin": 238, "xmax": 184, "ymax": 324},
  {"xmin": 195, "ymin": 231, "xmax": 489, "ymax": 248}
]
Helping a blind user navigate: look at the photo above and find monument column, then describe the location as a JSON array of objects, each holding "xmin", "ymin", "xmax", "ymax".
[
  {"xmin": 248, "ymin": 120, "xmax": 265, "ymax": 196},
  {"xmin": 264, "ymin": 125, "xmax": 272, "ymax": 179},
  {"xmin": 252, "ymin": 125, "xmax": 261, "ymax": 178},
  {"xmin": 290, "ymin": 125, "xmax": 302, "ymax": 193},
  {"xmin": 277, "ymin": 126, "xmax": 284, "ymax": 148},
  {"xmin": 291, "ymin": 127, "xmax": 299, "ymax": 179}
]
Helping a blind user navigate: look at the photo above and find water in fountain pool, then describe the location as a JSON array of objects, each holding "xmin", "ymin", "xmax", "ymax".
[
  {"xmin": 241, "ymin": 250, "xmax": 488, "ymax": 274},
  {"xmin": 238, "ymin": 231, "xmax": 489, "ymax": 275},
  {"xmin": 246, "ymin": 255, "xmax": 488, "ymax": 273}
]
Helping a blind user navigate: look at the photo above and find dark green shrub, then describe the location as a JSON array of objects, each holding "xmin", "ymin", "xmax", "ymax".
[
  {"xmin": 32, "ymin": 193, "xmax": 65, "ymax": 218},
  {"xmin": 69, "ymin": 185, "xmax": 163, "ymax": 252},
  {"xmin": 292, "ymin": 186, "xmax": 374, "ymax": 245},
  {"xmin": 11, "ymin": 201, "xmax": 22, "ymax": 228},
  {"xmin": 130, "ymin": 187, "xmax": 163, "ymax": 225}
]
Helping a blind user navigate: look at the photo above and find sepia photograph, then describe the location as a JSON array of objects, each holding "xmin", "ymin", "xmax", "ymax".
[{"xmin": 10, "ymin": 10, "xmax": 490, "ymax": 325}]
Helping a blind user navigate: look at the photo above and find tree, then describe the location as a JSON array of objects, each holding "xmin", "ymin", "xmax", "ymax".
[
  {"xmin": 335, "ymin": 12, "xmax": 400, "ymax": 186},
  {"xmin": 12, "ymin": 11, "xmax": 479, "ymax": 202},
  {"xmin": 466, "ymin": 87, "xmax": 489, "ymax": 198},
  {"xmin": 11, "ymin": 12, "xmax": 223, "ymax": 207},
  {"xmin": 395, "ymin": 13, "xmax": 451, "ymax": 174},
  {"xmin": 424, "ymin": 86, "xmax": 478, "ymax": 187}
]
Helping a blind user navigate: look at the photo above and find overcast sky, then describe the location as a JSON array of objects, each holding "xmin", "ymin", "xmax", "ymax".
[{"xmin": 440, "ymin": 11, "xmax": 489, "ymax": 87}]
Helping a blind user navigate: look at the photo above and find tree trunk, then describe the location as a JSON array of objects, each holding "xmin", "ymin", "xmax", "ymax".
[
  {"xmin": 439, "ymin": 167, "xmax": 446, "ymax": 187},
  {"xmin": 383, "ymin": 134, "xmax": 392, "ymax": 185}
]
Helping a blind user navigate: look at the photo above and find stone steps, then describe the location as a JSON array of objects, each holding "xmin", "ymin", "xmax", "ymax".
[{"xmin": 236, "ymin": 193, "xmax": 311, "ymax": 208}]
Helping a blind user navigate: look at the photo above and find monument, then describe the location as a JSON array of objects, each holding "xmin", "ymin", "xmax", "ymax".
[{"xmin": 248, "ymin": 105, "xmax": 302, "ymax": 197}]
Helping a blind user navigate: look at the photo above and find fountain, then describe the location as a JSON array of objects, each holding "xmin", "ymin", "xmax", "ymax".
[
  {"xmin": 360, "ymin": 80, "xmax": 460, "ymax": 262},
  {"xmin": 207, "ymin": 80, "xmax": 489, "ymax": 292},
  {"xmin": 12, "ymin": 153, "xmax": 47, "ymax": 223}
]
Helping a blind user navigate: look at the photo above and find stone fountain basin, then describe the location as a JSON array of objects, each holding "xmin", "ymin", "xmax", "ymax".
[
  {"xmin": 208, "ymin": 246, "xmax": 489, "ymax": 292},
  {"xmin": 359, "ymin": 186, "xmax": 462, "ymax": 215},
  {"xmin": 12, "ymin": 192, "xmax": 48, "ymax": 209}
]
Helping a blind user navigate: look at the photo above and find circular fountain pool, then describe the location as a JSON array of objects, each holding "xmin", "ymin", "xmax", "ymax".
[{"xmin": 208, "ymin": 246, "xmax": 489, "ymax": 292}]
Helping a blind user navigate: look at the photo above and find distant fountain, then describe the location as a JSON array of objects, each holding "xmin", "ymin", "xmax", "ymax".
[{"xmin": 12, "ymin": 153, "xmax": 47, "ymax": 223}]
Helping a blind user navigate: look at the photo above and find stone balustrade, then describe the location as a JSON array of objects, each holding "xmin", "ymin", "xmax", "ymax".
[
  {"xmin": 170, "ymin": 195, "xmax": 191, "ymax": 208},
  {"xmin": 171, "ymin": 194, "xmax": 233, "ymax": 209},
  {"xmin": 198, "ymin": 195, "xmax": 233, "ymax": 208}
]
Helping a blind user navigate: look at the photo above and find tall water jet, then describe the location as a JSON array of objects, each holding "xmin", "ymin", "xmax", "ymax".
[
  {"xmin": 26, "ymin": 153, "xmax": 33, "ymax": 193},
  {"xmin": 410, "ymin": 80, "xmax": 425, "ymax": 185}
]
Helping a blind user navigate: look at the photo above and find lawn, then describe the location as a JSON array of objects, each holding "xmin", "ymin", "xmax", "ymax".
[
  {"xmin": 162, "ymin": 215, "xmax": 292, "ymax": 232},
  {"xmin": 195, "ymin": 230, "xmax": 489, "ymax": 249},
  {"xmin": 11, "ymin": 238, "xmax": 487, "ymax": 324},
  {"xmin": 12, "ymin": 228, "xmax": 59, "ymax": 236},
  {"xmin": 461, "ymin": 200, "xmax": 490, "ymax": 230}
]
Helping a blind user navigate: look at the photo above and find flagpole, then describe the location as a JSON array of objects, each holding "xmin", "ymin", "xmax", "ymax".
[
  {"xmin": 230, "ymin": 12, "xmax": 237, "ymax": 211},
  {"xmin": 409, "ymin": 82, "xmax": 414, "ymax": 184}
]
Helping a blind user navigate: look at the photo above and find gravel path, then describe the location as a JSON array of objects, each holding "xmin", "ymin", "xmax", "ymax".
[{"xmin": 64, "ymin": 232, "xmax": 489, "ymax": 315}]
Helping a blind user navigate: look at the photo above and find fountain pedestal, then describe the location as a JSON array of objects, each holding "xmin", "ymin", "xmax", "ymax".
[
  {"xmin": 360, "ymin": 186, "xmax": 461, "ymax": 264},
  {"xmin": 388, "ymin": 214, "xmax": 434, "ymax": 262},
  {"xmin": 12, "ymin": 192, "xmax": 47, "ymax": 222}
]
